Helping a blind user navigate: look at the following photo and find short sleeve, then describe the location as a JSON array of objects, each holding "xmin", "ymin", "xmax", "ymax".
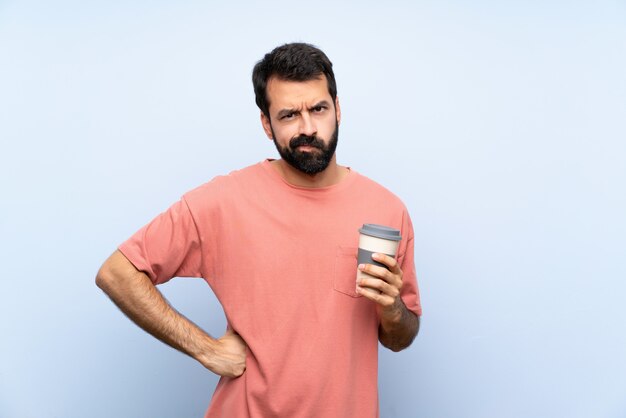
[
  {"xmin": 118, "ymin": 197, "xmax": 202, "ymax": 284},
  {"xmin": 397, "ymin": 210, "xmax": 422, "ymax": 317}
]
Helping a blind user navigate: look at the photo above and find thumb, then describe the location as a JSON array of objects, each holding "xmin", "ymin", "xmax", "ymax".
[{"xmin": 224, "ymin": 326, "xmax": 240, "ymax": 337}]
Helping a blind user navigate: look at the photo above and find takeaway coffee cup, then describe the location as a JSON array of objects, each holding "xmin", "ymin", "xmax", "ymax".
[{"xmin": 357, "ymin": 224, "xmax": 402, "ymax": 284}]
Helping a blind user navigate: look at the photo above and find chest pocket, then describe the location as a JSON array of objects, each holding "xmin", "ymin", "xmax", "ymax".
[{"xmin": 333, "ymin": 246, "xmax": 361, "ymax": 298}]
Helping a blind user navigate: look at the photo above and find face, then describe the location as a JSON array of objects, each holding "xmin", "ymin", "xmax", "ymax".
[{"xmin": 261, "ymin": 76, "xmax": 341, "ymax": 175}]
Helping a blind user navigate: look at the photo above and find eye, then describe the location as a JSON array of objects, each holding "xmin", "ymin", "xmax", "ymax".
[
  {"xmin": 281, "ymin": 112, "xmax": 296, "ymax": 120},
  {"xmin": 312, "ymin": 105, "xmax": 327, "ymax": 113}
]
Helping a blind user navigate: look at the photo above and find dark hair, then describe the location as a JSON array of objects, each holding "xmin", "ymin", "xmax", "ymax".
[{"xmin": 252, "ymin": 42, "xmax": 337, "ymax": 118}]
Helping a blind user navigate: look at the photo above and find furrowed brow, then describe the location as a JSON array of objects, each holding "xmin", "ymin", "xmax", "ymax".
[
  {"xmin": 309, "ymin": 100, "xmax": 331, "ymax": 110},
  {"xmin": 277, "ymin": 107, "xmax": 300, "ymax": 119}
]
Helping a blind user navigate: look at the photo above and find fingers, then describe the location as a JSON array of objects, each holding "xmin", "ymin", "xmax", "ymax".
[
  {"xmin": 358, "ymin": 263, "xmax": 394, "ymax": 283},
  {"xmin": 215, "ymin": 330, "xmax": 247, "ymax": 378},
  {"xmin": 358, "ymin": 255, "xmax": 403, "ymax": 287},
  {"xmin": 371, "ymin": 252, "xmax": 402, "ymax": 274},
  {"xmin": 356, "ymin": 281, "xmax": 397, "ymax": 307},
  {"xmin": 357, "ymin": 253, "xmax": 403, "ymax": 307},
  {"xmin": 358, "ymin": 277, "xmax": 399, "ymax": 296}
]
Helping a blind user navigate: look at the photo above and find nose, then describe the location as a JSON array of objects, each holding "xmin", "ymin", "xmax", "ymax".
[{"xmin": 298, "ymin": 112, "xmax": 317, "ymax": 137}]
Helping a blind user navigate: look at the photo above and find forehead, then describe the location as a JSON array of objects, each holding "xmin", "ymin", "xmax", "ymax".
[{"xmin": 266, "ymin": 76, "xmax": 331, "ymax": 113}]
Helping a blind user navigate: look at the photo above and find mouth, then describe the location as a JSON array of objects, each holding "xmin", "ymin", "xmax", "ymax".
[{"xmin": 295, "ymin": 145, "xmax": 320, "ymax": 152}]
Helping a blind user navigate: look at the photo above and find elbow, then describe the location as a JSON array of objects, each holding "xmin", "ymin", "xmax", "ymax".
[
  {"xmin": 95, "ymin": 250, "xmax": 147, "ymax": 295},
  {"xmin": 386, "ymin": 344, "xmax": 406, "ymax": 353},
  {"xmin": 96, "ymin": 262, "xmax": 130, "ymax": 300},
  {"xmin": 95, "ymin": 263, "xmax": 113, "ymax": 292},
  {"xmin": 95, "ymin": 252, "xmax": 124, "ymax": 293},
  {"xmin": 378, "ymin": 332, "xmax": 414, "ymax": 352},
  {"xmin": 379, "ymin": 313, "xmax": 420, "ymax": 352},
  {"xmin": 383, "ymin": 335, "xmax": 416, "ymax": 352}
]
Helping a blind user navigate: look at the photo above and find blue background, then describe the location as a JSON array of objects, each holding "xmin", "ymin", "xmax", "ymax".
[{"xmin": 1, "ymin": 1, "xmax": 625, "ymax": 417}]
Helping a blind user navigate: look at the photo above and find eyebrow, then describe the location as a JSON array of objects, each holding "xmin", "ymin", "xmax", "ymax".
[
  {"xmin": 276, "ymin": 100, "xmax": 332, "ymax": 119},
  {"xmin": 277, "ymin": 108, "xmax": 298, "ymax": 119},
  {"xmin": 310, "ymin": 100, "xmax": 331, "ymax": 110}
]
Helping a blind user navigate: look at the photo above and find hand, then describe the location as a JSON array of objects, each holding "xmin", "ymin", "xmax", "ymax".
[
  {"xmin": 356, "ymin": 253, "xmax": 404, "ymax": 322},
  {"xmin": 203, "ymin": 329, "xmax": 247, "ymax": 378}
]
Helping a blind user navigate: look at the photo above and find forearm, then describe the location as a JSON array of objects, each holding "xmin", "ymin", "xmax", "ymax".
[
  {"xmin": 378, "ymin": 298, "xmax": 420, "ymax": 352},
  {"xmin": 95, "ymin": 251, "xmax": 217, "ymax": 367}
]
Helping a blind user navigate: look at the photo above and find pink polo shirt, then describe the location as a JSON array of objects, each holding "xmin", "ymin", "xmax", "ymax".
[{"xmin": 119, "ymin": 160, "xmax": 421, "ymax": 418}]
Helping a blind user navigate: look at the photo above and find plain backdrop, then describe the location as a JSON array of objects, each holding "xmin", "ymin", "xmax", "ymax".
[{"xmin": 1, "ymin": 1, "xmax": 625, "ymax": 417}]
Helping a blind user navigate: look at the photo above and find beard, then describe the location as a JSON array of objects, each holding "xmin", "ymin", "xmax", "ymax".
[{"xmin": 271, "ymin": 122, "xmax": 339, "ymax": 175}]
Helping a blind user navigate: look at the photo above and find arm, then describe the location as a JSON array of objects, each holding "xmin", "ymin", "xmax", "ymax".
[
  {"xmin": 356, "ymin": 253, "xmax": 420, "ymax": 351},
  {"xmin": 95, "ymin": 250, "xmax": 246, "ymax": 377}
]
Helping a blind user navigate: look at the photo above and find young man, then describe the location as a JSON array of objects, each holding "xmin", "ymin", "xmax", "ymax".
[{"xmin": 96, "ymin": 42, "xmax": 421, "ymax": 418}]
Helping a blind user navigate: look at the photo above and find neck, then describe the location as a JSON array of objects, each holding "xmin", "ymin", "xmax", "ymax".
[{"xmin": 271, "ymin": 156, "xmax": 348, "ymax": 188}]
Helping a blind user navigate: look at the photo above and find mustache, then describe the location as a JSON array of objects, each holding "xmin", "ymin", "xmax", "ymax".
[{"xmin": 289, "ymin": 135, "xmax": 325, "ymax": 150}]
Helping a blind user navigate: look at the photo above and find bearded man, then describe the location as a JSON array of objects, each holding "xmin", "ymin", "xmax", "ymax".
[{"xmin": 96, "ymin": 42, "xmax": 421, "ymax": 418}]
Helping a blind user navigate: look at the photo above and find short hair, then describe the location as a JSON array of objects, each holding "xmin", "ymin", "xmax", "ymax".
[{"xmin": 252, "ymin": 42, "xmax": 337, "ymax": 118}]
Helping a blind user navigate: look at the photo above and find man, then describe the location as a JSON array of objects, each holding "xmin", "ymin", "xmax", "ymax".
[{"xmin": 96, "ymin": 42, "xmax": 421, "ymax": 417}]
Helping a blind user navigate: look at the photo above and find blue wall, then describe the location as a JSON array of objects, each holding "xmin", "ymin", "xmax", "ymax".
[{"xmin": 1, "ymin": 1, "xmax": 625, "ymax": 417}]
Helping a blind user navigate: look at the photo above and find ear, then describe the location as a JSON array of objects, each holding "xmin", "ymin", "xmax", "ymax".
[
  {"xmin": 334, "ymin": 96, "xmax": 342, "ymax": 125},
  {"xmin": 260, "ymin": 112, "xmax": 274, "ymax": 140}
]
